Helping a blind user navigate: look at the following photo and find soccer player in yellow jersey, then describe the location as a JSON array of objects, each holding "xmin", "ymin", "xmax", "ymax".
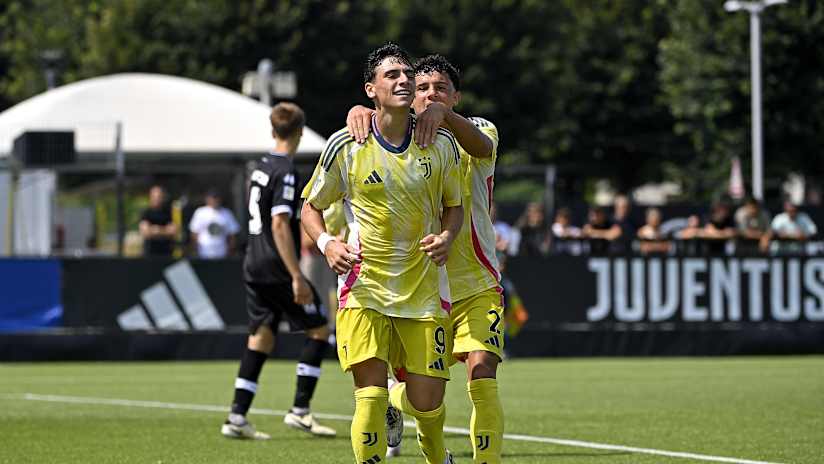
[
  {"xmin": 348, "ymin": 54, "xmax": 505, "ymax": 463},
  {"xmin": 301, "ymin": 43, "xmax": 463, "ymax": 464}
]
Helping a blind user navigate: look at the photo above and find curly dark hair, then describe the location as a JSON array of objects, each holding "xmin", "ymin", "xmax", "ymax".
[
  {"xmin": 414, "ymin": 54, "xmax": 461, "ymax": 91},
  {"xmin": 363, "ymin": 42, "xmax": 413, "ymax": 83}
]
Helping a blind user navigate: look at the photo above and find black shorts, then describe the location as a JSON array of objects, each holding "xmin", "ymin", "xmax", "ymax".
[{"xmin": 245, "ymin": 281, "xmax": 328, "ymax": 335}]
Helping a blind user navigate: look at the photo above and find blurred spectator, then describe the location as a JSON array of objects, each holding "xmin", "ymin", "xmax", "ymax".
[
  {"xmin": 550, "ymin": 207, "xmax": 582, "ymax": 255},
  {"xmin": 734, "ymin": 197, "xmax": 771, "ymax": 254},
  {"xmin": 768, "ymin": 200, "xmax": 818, "ymax": 254},
  {"xmin": 515, "ymin": 202, "xmax": 551, "ymax": 256},
  {"xmin": 676, "ymin": 215, "xmax": 702, "ymax": 239},
  {"xmin": 491, "ymin": 202, "xmax": 520, "ymax": 257},
  {"xmin": 637, "ymin": 207, "xmax": 671, "ymax": 255},
  {"xmin": 188, "ymin": 190, "xmax": 240, "ymax": 258},
  {"xmin": 139, "ymin": 185, "xmax": 178, "ymax": 257},
  {"xmin": 610, "ymin": 194, "xmax": 637, "ymax": 253},
  {"xmin": 582, "ymin": 205, "xmax": 616, "ymax": 255},
  {"xmin": 701, "ymin": 201, "xmax": 736, "ymax": 254}
]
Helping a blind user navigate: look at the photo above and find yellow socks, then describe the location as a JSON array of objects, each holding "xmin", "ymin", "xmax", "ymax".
[
  {"xmin": 351, "ymin": 386, "xmax": 388, "ymax": 463},
  {"xmin": 389, "ymin": 382, "xmax": 446, "ymax": 464},
  {"xmin": 468, "ymin": 378, "xmax": 504, "ymax": 464}
]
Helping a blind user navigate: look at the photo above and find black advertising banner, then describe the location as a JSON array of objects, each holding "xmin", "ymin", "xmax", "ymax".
[
  {"xmin": 61, "ymin": 258, "xmax": 247, "ymax": 329},
  {"xmin": 43, "ymin": 256, "xmax": 824, "ymax": 359},
  {"xmin": 506, "ymin": 256, "xmax": 824, "ymax": 325}
]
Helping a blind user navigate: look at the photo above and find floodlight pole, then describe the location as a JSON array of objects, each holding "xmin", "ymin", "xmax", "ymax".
[
  {"xmin": 724, "ymin": 0, "xmax": 786, "ymax": 201},
  {"xmin": 115, "ymin": 122, "xmax": 125, "ymax": 257}
]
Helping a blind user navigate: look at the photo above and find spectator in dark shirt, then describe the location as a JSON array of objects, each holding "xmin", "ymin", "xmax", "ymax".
[
  {"xmin": 515, "ymin": 201, "xmax": 551, "ymax": 256},
  {"xmin": 610, "ymin": 194, "xmax": 637, "ymax": 253},
  {"xmin": 701, "ymin": 201, "xmax": 736, "ymax": 254},
  {"xmin": 582, "ymin": 205, "xmax": 616, "ymax": 255},
  {"xmin": 139, "ymin": 185, "xmax": 178, "ymax": 256}
]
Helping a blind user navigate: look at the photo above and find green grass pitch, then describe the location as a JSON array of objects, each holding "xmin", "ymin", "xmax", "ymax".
[{"xmin": 0, "ymin": 357, "xmax": 822, "ymax": 463}]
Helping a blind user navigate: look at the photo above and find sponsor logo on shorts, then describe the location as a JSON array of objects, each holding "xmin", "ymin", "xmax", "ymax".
[
  {"xmin": 484, "ymin": 335, "xmax": 501, "ymax": 348},
  {"xmin": 428, "ymin": 358, "xmax": 445, "ymax": 371}
]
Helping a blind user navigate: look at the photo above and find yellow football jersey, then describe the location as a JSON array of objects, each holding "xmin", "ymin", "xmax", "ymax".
[
  {"xmin": 445, "ymin": 117, "xmax": 501, "ymax": 302},
  {"xmin": 303, "ymin": 116, "xmax": 462, "ymax": 318}
]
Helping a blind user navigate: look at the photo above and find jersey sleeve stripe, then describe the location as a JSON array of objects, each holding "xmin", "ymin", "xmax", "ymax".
[
  {"xmin": 319, "ymin": 130, "xmax": 351, "ymax": 169},
  {"xmin": 321, "ymin": 133, "xmax": 354, "ymax": 172},
  {"xmin": 437, "ymin": 128, "xmax": 460, "ymax": 164}
]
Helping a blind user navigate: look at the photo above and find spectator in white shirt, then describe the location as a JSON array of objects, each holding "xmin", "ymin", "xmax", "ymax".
[
  {"xmin": 189, "ymin": 190, "xmax": 240, "ymax": 258},
  {"xmin": 768, "ymin": 200, "xmax": 818, "ymax": 254}
]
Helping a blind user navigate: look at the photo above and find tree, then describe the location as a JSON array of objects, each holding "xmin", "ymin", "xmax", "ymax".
[{"xmin": 659, "ymin": 0, "xmax": 824, "ymax": 199}]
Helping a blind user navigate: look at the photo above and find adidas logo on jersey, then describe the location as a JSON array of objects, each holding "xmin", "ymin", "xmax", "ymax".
[
  {"xmin": 485, "ymin": 335, "xmax": 501, "ymax": 348},
  {"xmin": 428, "ymin": 358, "xmax": 445, "ymax": 371},
  {"xmin": 363, "ymin": 170, "xmax": 383, "ymax": 184}
]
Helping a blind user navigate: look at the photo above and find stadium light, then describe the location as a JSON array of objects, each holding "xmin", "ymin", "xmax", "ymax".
[{"xmin": 723, "ymin": 0, "xmax": 787, "ymax": 201}]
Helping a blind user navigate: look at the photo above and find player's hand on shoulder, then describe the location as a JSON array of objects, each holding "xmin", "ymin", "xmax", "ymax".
[
  {"xmin": 420, "ymin": 232, "xmax": 451, "ymax": 266},
  {"xmin": 292, "ymin": 275, "xmax": 313, "ymax": 305},
  {"xmin": 346, "ymin": 105, "xmax": 374, "ymax": 144},
  {"xmin": 325, "ymin": 241, "xmax": 362, "ymax": 275},
  {"xmin": 414, "ymin": 102, "xmax": 448, "ymax": 148}
]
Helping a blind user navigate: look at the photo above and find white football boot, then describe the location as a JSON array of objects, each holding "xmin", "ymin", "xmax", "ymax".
[{"xmin": 283, "ymin": 412, "xmax": 336, "ymax": 437}]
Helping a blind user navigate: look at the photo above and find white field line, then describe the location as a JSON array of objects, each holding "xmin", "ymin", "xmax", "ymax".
[{"xmin": 7, "ymin": 393, "xmax": 783, "ymax": 464}]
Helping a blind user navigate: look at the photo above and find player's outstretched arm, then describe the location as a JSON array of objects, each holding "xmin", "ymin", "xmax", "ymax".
[
  {"xmin": 301, "ymin": 201, "xmax": 361, "ymax": 274},
  {"xmin": 345, "ymin": 105, "xmax": 375, "ymax": 144},
  {"xmin": 420, "ymin": 204, "xmax": 463, "ymax": 266},
  {"xmin": 415, "ymin": 102, "xmax": 493, "ymax": 158}
]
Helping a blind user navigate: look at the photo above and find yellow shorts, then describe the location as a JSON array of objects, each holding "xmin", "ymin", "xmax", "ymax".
[
  {"xmin": 335, "ymin": 307, "xmax": 453, "ymax": 380},
  {"xmin": 451, "ymin": 287, "xmax": 505, "ymax": 362}
]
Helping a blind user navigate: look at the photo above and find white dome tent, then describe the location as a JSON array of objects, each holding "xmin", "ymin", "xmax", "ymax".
[
  {"xmin": 0, "ymin": 73, "xmax": 325, "ymax": 159},
  {"xmin": 0, "ymin": 73, "xmax": 327, "ymax": 256}
]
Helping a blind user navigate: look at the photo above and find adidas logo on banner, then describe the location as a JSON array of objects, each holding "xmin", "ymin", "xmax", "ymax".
[
  {"xmin": 485, "ymin": 335, "xmax": 501, "ymax": 348},
  {"xmin": 428, "ymin": 358, "xmax": 445, "ymax": 371},
  {"xmin": 363, "ymin": 170, "xmax": 383, "ymax": 185},
  {"xmin": 116, "ymin": 260, "xmax": 225, "ymax": 331}
]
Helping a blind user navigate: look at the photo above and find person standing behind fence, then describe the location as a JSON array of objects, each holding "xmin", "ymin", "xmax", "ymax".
[
  {"xmin": 767, "ymin": 200, "xmax": 818, "ymax": 255},
  {"xmin": 610, "ymin": 194, "xmax": 637, "ymax": 254},
  {"xmin": 189, "ymin": 190, "xmax": 240, "ymax": 259},
  {"xmin": 637, "ymin": 207, "xmax": 671, "ymax": 255},
  {"xmin": 734, "ymin": 197, "xmax": 771, "ymax": 254},
  {"xmin": 139, "ymin": 185, "xmax": 178, "ymax": 257},
  {"xmin": 516, "ymin": 202, "xmax": 551, "ymax": 256}
]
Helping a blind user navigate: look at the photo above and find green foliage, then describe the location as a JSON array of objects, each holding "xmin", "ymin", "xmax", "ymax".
[
  {"xmin": 1, "ymin": 0, "xmax": 822, "ymax": 199},
  {"xmin": 660, "ymin": 0, "xmax": 824, "ymax": 198}
]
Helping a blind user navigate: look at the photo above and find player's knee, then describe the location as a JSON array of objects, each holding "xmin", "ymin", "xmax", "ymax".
[
  {"xmin": 351, "ymin": 358, "xmax": 388, "ymax": 389},
  {"xmin": 467, "ymin": 351, "xmax": 499, "ymax": 380},
  {"xmin": 406, "ymin": 376, "xmax": 445, "ymax": 412},
  {"xmin": 247, "ymin": 329, "xmax": 275, "ymax": 354}
]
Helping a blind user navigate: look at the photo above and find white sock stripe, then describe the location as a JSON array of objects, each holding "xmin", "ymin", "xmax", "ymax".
[
  {"xmin": 296, "ymin": 363, "xmax": 322, "ymax": 378},
  {"xmin": 234, "ymin": 378, "xmax": 258, "ymax": 393}
]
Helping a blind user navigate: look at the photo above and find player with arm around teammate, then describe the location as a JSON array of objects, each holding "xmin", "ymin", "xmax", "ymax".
[
  {"xmin": 301, "ymin": 43, "xmax": 463, "ymax": 464},
  {"xmin": 221, "ymin": 102, "xmax": 335, "ymax": 440},
  {"xmin": 348, "ymin": 54, "xmax": 505, "ymax": 463}
]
